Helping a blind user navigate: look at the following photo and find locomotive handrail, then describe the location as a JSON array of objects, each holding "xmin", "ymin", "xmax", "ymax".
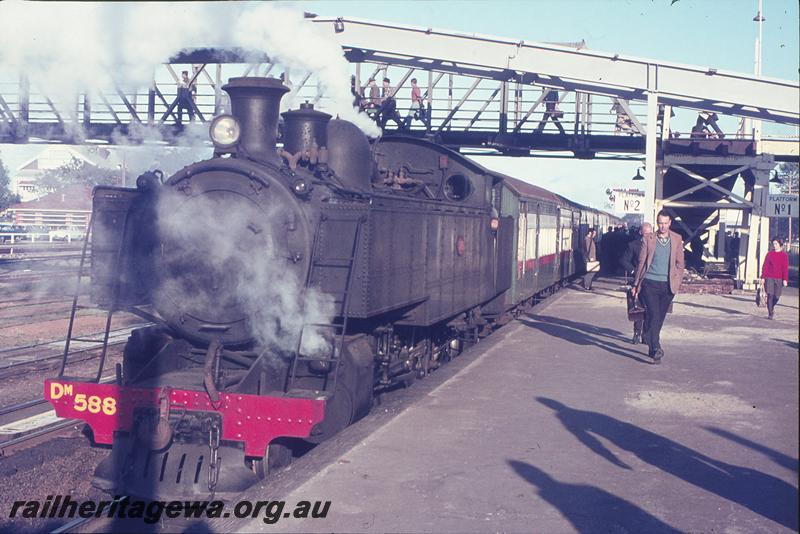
[{"xmin": 59, "ymin": 215, "xmax": 95, "ymax": 378}]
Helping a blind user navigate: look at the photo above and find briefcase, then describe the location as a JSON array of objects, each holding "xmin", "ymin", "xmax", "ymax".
[
  {"xmin": 626, "ymin": 288, "xmax": 646, "ymax": 322},
  {"xmin": 755, "ymin": 283, "xmax": 766, "ymax": 308}
]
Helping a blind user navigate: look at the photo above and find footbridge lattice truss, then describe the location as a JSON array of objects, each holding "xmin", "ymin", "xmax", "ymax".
[{"xmin": 0, "ymin": 16, "xmax": 797, "ymax": 159}]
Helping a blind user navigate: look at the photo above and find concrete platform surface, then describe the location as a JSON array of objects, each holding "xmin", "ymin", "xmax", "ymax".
[{"xmin": 246, "ymin": 279, "xmax": 799, "ymax": 533}]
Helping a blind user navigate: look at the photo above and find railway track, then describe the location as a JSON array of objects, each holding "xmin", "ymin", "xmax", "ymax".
[
  {"xmin": 0, "ymin": 269, "xmax": 82, "ymax": 282},
  {"xmin": 0, "ymin": 376, "xmax": 116, "ymax": 456},
  {"xmin": 0, "ymin": 303, "xmax": 78, "ymax": 329},
  {"xmin": 0, "ymin": 324, "xmax": 150, "ymax": 380},
  {"xmin": 0, "ymin": 295, "xmax": 74, "ymax": 311},
  {"xmin": 0, "ymin": 418, "xmax": 83, "ymax": 457}
]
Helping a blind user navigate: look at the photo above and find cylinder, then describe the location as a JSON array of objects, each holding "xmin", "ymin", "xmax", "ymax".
[
  {"xmin": 222, "ymin": 77, "xmax": 289, "ymax": 165},
  {"xmin": 281, "ymin": 102, "xmax": 332, "ymax": 154}
]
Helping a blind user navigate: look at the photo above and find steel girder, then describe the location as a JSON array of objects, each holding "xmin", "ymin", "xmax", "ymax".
[
  {"xmin": 313, "ymin": 17, "xmax": 800, "ymax": 125},
  {"xmin": 658, "ymin": 153, "xmax": 774, "ymax": 288}
]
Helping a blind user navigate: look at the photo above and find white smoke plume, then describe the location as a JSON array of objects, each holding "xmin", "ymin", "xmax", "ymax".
[
  {"xmin": 0, "ymin": 1, "xmax": 379, "ymax": 136},
  {"xmin": 1, "ymin": 1, "xmax": 359, "ymax": 357},
  {"xmin": 154, "ymin": 187, "xmax": 336, "ymax": 358}
]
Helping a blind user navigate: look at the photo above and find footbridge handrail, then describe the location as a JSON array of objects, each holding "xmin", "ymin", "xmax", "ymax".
[{"xmin": 312, "ymin": 16, "xmax": 800, "ymax": 125}]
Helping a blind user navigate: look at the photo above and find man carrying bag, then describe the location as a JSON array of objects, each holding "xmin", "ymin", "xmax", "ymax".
[
  {"xmin": 622, "ymin": 223, "xmax": 652, "ymax": 344},
  {"xmin": 582, "ymin": 228, "xmax": 599, "ymax": 291},
  {"xmin": 631, "ymin": 210, "xmax": 685, "ymax": 364}
]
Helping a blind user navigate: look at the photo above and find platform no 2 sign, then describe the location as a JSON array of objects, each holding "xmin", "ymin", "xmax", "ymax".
[{"xmin": 766, "ymin": 194, "xmax": 799, "ymax": 218}]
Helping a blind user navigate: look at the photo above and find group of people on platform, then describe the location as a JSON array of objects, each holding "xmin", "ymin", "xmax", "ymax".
[
  {"xmin": 579, "ymin": 210, "xmax": 790, "ymax": 366},
  {"xmin": 351, "ymin": 76, "xmax": 428, "ymax": 131},
  {"xmin": 580, "ymin": 223, "xmax": 659, "ymax": 283}
]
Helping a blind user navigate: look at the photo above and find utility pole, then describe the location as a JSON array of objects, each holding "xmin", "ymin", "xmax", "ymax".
[
  {"xmin": 753, "ymin": 0, "xmax": 765, "ymax": 144},
  {"xmin": 789, "ymin": 175, "xmax": 793, "ymax": 246}
]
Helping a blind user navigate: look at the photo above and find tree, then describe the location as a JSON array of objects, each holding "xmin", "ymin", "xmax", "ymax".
[
  {"xmin": 775, "ymin": 162, "xmax": 798, "ymax": 194},
  {"xmin": 0, "ymin": 157, "xmax": 21, "ymax": 213},
  {"xmin": 771, "ymin": 162, "xmax": 798, "ymax": 244},
  {"xmin": 37, "ymin": 156, "xmax": 121, "ymax": 194}
]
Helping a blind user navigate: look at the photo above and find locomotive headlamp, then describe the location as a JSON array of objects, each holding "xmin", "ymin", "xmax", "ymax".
[{"xmin": 209, "ymin": 115, "xmax": 241, "ymax": 148}]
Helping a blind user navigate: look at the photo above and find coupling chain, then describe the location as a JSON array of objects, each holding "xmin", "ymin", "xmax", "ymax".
[{"xmin": 207, "ymin": 419, "xmax": 221, "ymax": 493}]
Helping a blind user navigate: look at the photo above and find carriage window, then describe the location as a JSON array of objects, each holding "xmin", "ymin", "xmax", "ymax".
[{"xmin": 443, "ymin": 174, "xmax": 473, "ymax": 201}]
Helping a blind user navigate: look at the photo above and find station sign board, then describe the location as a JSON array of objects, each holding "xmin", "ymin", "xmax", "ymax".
[
  {"xmin": 766, "ymin": 194, "xmax": 799, "ymax": 218},
  {"xmin": 612, "ymin": 189, "xmax": 645, "ymax": 214}
]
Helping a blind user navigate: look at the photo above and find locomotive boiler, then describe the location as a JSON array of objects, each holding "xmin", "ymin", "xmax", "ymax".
[{"xmin": 45, "ymin": 76, "xmax": 521, "ymax": 499}]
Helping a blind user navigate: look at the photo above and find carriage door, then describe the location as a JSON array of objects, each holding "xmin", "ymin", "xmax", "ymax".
[
  {"xmin": 555, "ymin": 207, "xmax": 561, "ymax": 274},
  {"xmin": 517, "ymin": 201, "xmax": 527, "ymax": 279},
  {"xmin": 571, "ymin": 210, "xmax": 578, "ymax": 275},
  {"xmin": 533, "ymin": 203, "xmax": 541, "ymax": 291}
]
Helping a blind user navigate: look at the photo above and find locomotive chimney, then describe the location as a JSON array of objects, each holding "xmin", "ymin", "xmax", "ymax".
[
  {"xmin": 281, "ymin": 102, "xmax": 332, "ymax": 155},
  {"xmin": 222, "ymin": 77, "xmax": 289, "ymax": 165}
]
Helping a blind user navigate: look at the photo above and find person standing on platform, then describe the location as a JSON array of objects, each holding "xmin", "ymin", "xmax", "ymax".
[
  {"xmin": 404, "ymin": 78, "xmax": 425, "ymax": 128},
  {"xmin": 621, "ymin": 223, "xmax": 652, "ymax": 345},
  {"xmin": 632, "ymin": 211, "xmax": 685, "ymax": 364},
  {"xmin": 534, "ymin": 90, "xmax": 566, "ymax": 135},
  {"xmin": 761, "ymin": 238, "xmax": 789, "ymax": 320},
  {"xmin": 621, "ymin": 223, "xmax": 652, "ymax": 279},
  {"xmin": 611, "ymin": 100, "xmax": 634, "ymax": 135},
  {"xmin": 377, "ymin": 77, "xmax": 403, "ymax": 129},
  {"xmin": 582, "ymin": 228, "xmax": 598, "ymax": 291},
  {"xmin": 350, "ymin": 75, "xmax": 362, "ymax": 109},
  {"xmin": 176, "ymin": 70, "xmax": 196, "ymax": 125},
  {"xmin": 599, "ymin": 226, "xmax": 614, "ymax": 274},
  {"xmin": 367, "ymin": 78, "xmax": 381, "ymax": 110}
]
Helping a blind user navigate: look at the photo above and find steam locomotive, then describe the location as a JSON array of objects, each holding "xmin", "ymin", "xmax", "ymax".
[{"xmin": 45, "ymin": 77, "xmax": 620, "ymax": 499}]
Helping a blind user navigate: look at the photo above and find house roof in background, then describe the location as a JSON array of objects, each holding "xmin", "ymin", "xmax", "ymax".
[
  {"xmin": 7, "ymin": 184, "xmax": 92, "ymax": 211},
  {"xmin": 14, "ymin": 145, "xmax": 120, "ymax": 174}
]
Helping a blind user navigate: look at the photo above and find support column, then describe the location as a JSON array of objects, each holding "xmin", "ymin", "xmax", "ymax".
[
  {"xmin": 147, "ymin": 76, "xmax": 156, "ymax": 126},
  {"xmin": 19, "ymin": 74, "xmax": 29, "ymax": 123},
  {"xmin": 573, "ymin": 91, "xmax": 581, "ymax": 136},
  {"xmin": 742, "ymin": 162, "xmax": 772, "ymax": 289},
  {"xmin": 17, "ymin": 74, "xmax": 30, "ymax": 141},
  {"xmin": 644, "ymin": 90, "xmax": 659, "ymax": 222},
  {"xmin": 499, "ymin": 81, "xmax": 508, "ymax": 134},
  {"xmin": 83, "ymin": 94, "xmax": 91, "ymax": 131}
]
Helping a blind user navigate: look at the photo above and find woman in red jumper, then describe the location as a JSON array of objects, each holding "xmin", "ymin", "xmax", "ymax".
[{"xmin": 761, "ymin": 238, "xmax": 789, "ymax": 319}]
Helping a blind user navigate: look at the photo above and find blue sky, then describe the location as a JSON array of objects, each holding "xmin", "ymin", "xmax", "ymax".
[
  {"xmin": 303, "ymin": 0, "xmax": 799, "ymax": 80},
  {"xmin": 1, "ymin": 0, "xmax": 798, "ymax": 210}
]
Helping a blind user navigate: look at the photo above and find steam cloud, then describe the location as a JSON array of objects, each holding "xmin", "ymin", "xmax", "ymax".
[
  {"xmin": 0, "ymin": 1, "xmax": 380, "ymax": 137},
  {"xmin": 155, "ymin": 187, "xmax": 336, "ymax": 358},
  {"xmin": 1, "ymin": 1, "xmax": 357, "ymax": 357}
]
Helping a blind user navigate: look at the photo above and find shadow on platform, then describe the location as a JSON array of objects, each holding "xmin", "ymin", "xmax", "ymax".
[
  {"xmin": 719, "ymin": 293, "xmax": 799, "ymax": 310},
  {"xmin": 537, "ymin": 397, "xmax": 799, "ymax": 531},
  {"xmin": 507, "ymin": 460, "xmax": 681, "ymax": 533},
  {"xmin": 518, "ymin": 315, "xmax": 652, "ymax": 365},
  {"xmin": 704, "ymin": 426, "xmax": 800, "ymax": 474},
  {"xmin": 675, "ymin": 300, "xmax": 749, "ymax": 315},
  {"xmin": 567, "ymin": 284, "xmax": 624, "ymax": 300},
  {"xmin": 771, "ymin": 338, "xmax": 799, "ymax": 350}
]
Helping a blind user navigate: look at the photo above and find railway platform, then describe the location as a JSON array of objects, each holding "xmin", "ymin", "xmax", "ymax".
[{"xmin": 221, "ymin": 277, "xmax": 798, "ymax": 533}]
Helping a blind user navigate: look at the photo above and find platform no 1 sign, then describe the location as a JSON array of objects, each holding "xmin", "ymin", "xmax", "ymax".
[{"xmin": 767, "ymin": 194, "xmax": 799, "ymax": 218}]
